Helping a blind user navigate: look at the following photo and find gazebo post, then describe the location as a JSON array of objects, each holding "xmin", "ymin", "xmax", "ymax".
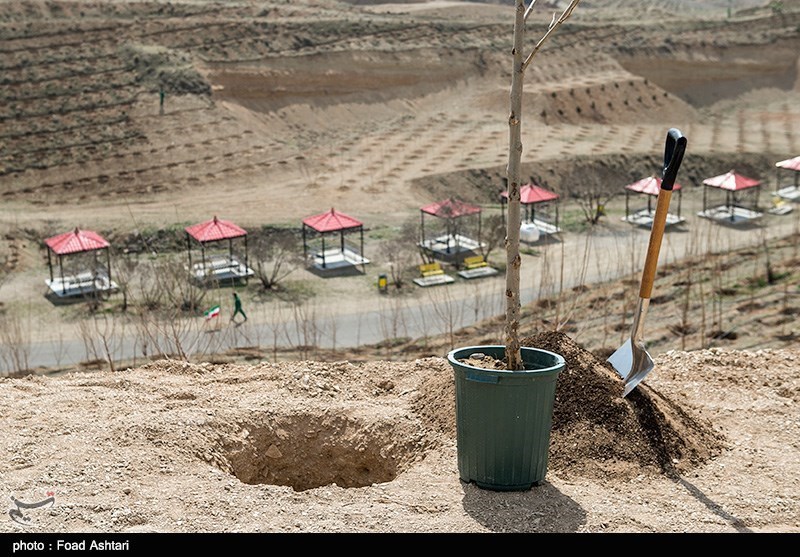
[
  {"xmin": 677, "ymin": 188, "xmax": 682, "ymax": 218},
  {"xmin": 302, "ymin": 225, "xmax": 308, "ymax": 264},
  {"xmin": 340, "ymin": 229, "xmax": 345, "ymax": 253},
  {"xmin": 201, "ymin": 243, "xmax": 206, "ymax": 272},
  {"xmin": 555, "ymin": 201, "xmax": 560, "ymax": 229},
  {"xmin": 59, "ymin": 255, "xmax": 65, "ymax": 296},
  {"xmin": 47, "ymin": 248, "xmax": 54, "ymax": 282},
  {"xmin": 728, "ymin": 191, "xmax": 734, "ymax": 221},
  {"xmin": 755, "ymin": 184, "xmax": 760, "ymax": 212},
  {"xmin": 360, "ymin": 225, "xmax": 365, "ymax": 273},
  {"xmin": 447, "ymin": 217, "xmax": 454, "ymax": 254},
  {"xmin": 228, "ymin": 238, "xmax": 233, "ymax": 266},
  {"xmin": 244, "ymin": 234, "xmax": 249, "ymax": 284},
  {"xmin": 105, "ymin": 248, "xmax": 112, "ymax": 285},
  {"xmin": 420, "ymin": 210, "xmax": 426, "ymax": 248}
]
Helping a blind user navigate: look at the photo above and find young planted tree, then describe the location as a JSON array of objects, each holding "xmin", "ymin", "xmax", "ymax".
[{"xmin": 505, "ymin": 0, "xmax": 582, "ymax": 370}]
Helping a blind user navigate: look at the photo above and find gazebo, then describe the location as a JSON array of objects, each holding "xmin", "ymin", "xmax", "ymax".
[
  {"xmin": 775, "ymin": 156, "xmax": 800, "ymax": 201},
  {"xmin": 302, "ymin": 208, "xmax": 369, "ymax": 273},
  {"xmin": 500, "ymin": 182, "xmax": 561, "ymax": 242},
  {"xmin": 185, "ymin": 216, "xmax": 254, "ymax": 284},
  {"xmin": 621, "ymin": 176, "xmax": 685, "ymax": 228},
  {"xmin": 697, "ymin": 170, "xmax": 763, "ymax": 225},
  {"xmin": 419, "ymin": 198, "xmax": 484, "ymax": 263},
  {"xmin": 44, "ymin": 227, "xmax": 118, "ymax": 298}
]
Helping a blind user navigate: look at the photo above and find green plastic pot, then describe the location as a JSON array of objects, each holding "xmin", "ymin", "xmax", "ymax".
[{"xmin": 447, "ymin": 345, "xmax": 565, "ymax": 491}]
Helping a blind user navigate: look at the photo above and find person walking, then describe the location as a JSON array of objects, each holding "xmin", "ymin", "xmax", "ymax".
[{"xmin": 231, "ymin": 291, "xmax": 247, "ymax": 323}]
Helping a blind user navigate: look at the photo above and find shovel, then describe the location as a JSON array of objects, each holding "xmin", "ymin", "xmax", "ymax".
[{"xmin": 608, "ymin": 127, "xmax": 687, "ymax": 397}]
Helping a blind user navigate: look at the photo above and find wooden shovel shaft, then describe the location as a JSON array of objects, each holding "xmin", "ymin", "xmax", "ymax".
[{"xmin": 639, "ymin": 189, "xmax": 673, "ymax": 300}]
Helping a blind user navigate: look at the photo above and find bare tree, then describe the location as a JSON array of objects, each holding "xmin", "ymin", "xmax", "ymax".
[
  {"xmin": 250, "ymin": 228, "xmax": 302, "ymax": 291},
  {"xmin": 505, "ymin": 0, "xmax": 582, "ymax": 370},
  {"xmin": 92, "ymin": 313, "xmax": 119, "ymax": 372},
  {"xmin": 111, "ymin": 250, "xmax": 140, "ymax": 312},
  {"xmin": 0, "ymin": 314, "xmax": 31, "ymax": 375},
  {"xmin": 379, "ymin": 219, "xmax": 419, "ymax": 289},
  {"xmin": 478, "ymin": 213, "xmax": 506, "ymax": 262},
  {"xmin": 576, "ymin": 189, "xmax": 617, "ymax": 225}
]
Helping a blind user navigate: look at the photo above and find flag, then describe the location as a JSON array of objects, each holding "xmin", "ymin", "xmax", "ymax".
[{"xmin": 204, "ymin": 305, "xmax": 220, "ymax": 320}]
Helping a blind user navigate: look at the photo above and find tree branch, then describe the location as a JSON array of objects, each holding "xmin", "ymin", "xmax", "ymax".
[
  {"xmin": 523, "ymin": 0, "xmax": 540, "ymax": 22},
  {"xmin": 522, "ymin": 0, "xmax": 582, "ymax": 73}
]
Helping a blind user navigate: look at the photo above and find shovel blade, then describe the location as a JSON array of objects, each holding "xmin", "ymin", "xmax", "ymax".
[{"xmin": 607, "ymin": 338, "xmax": 655, "ymax": 397}]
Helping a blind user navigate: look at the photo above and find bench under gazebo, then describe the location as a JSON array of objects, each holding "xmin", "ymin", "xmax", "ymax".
[
  {"xmin": 697, "ymin": 170, "xmax": 763, "ymax": 225},
  {"xmin": 500, "ymin": 182, "xmax": 561, "ymax": 242},
  {"xmin": 185, "ymin": 216, "xmax": 254, "ymax": 285},
  {"xmin": 621, "ymin": 175, "xmax": 685, "ymax": 228},
  {"xmin": 775, "ymin": 156, "xmax": 800, "ymax": 202},
  {"xmin": 302, "ymin": 208, "xmax": 369, "ymax": 274},
  {"xmin": 419, "ymin": 198, "xmax": 485, "ymax": 264},
  {"xmin": 44, "ymin": 227, "xmax": 118, "ymax": 299}
]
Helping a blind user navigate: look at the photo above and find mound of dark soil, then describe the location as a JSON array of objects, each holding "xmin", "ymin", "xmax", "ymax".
[
  {"xmin": 522, "ymin": 331, "xmax": 728, "ymax": 480},
  {"xmin": 413, "ymin": 331, "xmax": 728, "ymax": 482}
]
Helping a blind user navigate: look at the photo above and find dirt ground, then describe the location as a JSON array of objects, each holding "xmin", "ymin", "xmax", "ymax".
[
  {"xmin": 1, "ymin": 331, "xmax": 797, "ymax": 534},
  {"xmin": 1, "ymin": 0, "xmax": 800, "ymax": 534}
]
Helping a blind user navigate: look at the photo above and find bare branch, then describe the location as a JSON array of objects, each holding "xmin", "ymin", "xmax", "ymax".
[
  {"xmin": 522, "ymin": 0, "xmax": 582, "ymax": 72},
  {"xmin": 523, "ymin": 0, "xmax": 540, "ymax": 22}
]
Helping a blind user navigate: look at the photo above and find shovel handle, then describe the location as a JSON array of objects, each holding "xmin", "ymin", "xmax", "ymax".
[
  {"xmin": 639, "ymin": 129, "xmax": 687, "ymax": 299},
  {"xmin": 662, "ymin": 128, "xmax": 687, "ymax": 190}
]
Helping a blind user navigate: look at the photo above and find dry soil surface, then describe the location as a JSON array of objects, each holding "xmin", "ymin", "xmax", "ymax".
[{"xmin": 1, "ymin": 331, "xmax": 798, "ymax": 534}]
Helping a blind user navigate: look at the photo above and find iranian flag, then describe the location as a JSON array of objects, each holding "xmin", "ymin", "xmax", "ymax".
[{"xmin": 204, "ymin": 305, "xmax": 220, "ymax": 320}]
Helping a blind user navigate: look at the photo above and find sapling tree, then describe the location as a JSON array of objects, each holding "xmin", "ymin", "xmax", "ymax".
[{"xmin": 505, "ymin": 0, "xmax": 582, "ymax": 370}]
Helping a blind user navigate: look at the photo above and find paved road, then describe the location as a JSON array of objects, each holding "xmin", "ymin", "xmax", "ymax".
[{"xmin": 5, "ymin": 209, "xmax": 797, "ymax": 374}]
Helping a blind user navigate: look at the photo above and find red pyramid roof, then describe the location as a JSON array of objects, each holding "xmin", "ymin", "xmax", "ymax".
[
  {"xmin": 776, "ymin": 156, "xmax": 800, "ymax": 172},
  {"xmin": 185, "ymin": 216, "xmax": 247, "ymax": 243},
  {"xmin": 624, "ymin": 176, "xmax": 683, "ymax": 196},
  {"xmin": 302, "ymin": 208, "xmax": 363, "ymax": 232},
  {"xmin": 420, "ymin": 198, "xmax": 482, "ymax": 218},
  {"xmin": 45, "ymin": 228, "xmax": 110, "ymax": 256},
  {"xmin": 702, "ymin": 170, "xmax": 761, "ymax": 191},
  {"xmin": 501, "ymin": 183, "xmax": 559, "ymax": 204}
]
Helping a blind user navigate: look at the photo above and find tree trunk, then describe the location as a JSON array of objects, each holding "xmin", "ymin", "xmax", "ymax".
[{"xmin": 504, "ymin": 0, "xmax": 525, "ymax": 371}]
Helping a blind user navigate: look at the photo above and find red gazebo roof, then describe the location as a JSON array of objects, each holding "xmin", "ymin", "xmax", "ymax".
[
  {"xmin": 776, "ymin": 156, "xmax": 800, "ymax": 172},
  {"xmin": 625, "ymin": 176, "xmax": 683, "ymax": 196},
  {"xmin": 303, "ymin": 208, "xmax": 363, "ymax": 233},
  {"xmin": 45, "ymin": 228, "xmax": 110, "ymax": 256},
  {"xmin": 501, "ymin": 183, "xmax": 559, "ymax": 204},
  {"xmin": 185, "ymin": 216, "xmax": 247, "ymax": 243},
  {"xmin": 421, "ymin": 198, "xmax": 482, "ymax": 218},
  {"xmin": 702, "ymin": 171, "xmax": 761, "ymax": 191}
]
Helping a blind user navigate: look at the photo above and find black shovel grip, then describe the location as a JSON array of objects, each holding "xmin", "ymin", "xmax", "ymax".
[{"xmin": 661, "ymin": 128, "xmax": 687, "ymax": 190}]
